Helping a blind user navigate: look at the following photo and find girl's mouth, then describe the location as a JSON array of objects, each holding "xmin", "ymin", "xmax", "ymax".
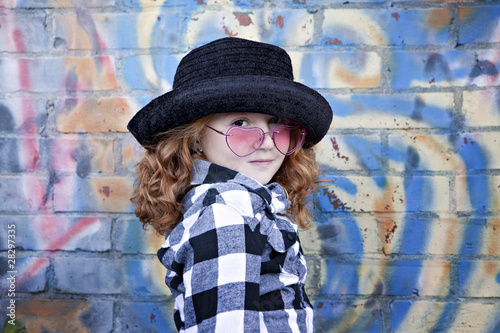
[{"xmin": 250, "ymin": 159, "xmax": 273, "ymax": 167}]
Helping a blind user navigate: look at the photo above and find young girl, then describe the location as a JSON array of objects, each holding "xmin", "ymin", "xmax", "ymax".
[{"xmin": 128, "ymin": 37, "xmax": 332, "ymax": 332}]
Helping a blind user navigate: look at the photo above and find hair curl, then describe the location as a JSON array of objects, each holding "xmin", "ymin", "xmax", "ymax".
[{"xmin": 131, "ymin": 115, "xmax": 322, "ymax": 235}]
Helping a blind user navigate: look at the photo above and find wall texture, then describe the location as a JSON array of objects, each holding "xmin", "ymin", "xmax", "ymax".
[{"xmin": 0, "ymin": 0, "xmax": 499, "ymax": 332}]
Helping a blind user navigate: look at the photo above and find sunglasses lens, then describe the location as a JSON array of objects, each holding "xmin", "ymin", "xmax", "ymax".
[
  {"xmin": 226, "ymin": 127, "xmax": 263, "ymax": 157},
  {"xmin": 274, "ymin": 125, "xmax": 305, "ymax": 155}
]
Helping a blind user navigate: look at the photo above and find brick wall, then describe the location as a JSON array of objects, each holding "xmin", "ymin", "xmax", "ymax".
[{"xmin": 0, "ymin": 0, "xmax": 499, "ymax": 332}]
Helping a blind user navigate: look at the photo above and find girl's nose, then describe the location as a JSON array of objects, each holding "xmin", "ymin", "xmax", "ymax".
[{"xmin": 257, "ymin": 131, "xmax": 276, "ymax": 151}]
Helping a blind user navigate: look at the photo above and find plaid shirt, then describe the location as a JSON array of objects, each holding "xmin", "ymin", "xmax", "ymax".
[{"xmin": 158, "ymin": 160, "xmax": 313, "ymax": 332}]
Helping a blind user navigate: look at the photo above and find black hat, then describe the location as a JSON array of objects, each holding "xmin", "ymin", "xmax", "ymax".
[{"xmin": 127, "ymin": 37, "xmax": 332, "ymax": 147}]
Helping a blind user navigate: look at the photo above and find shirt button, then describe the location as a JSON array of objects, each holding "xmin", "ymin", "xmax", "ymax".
[{"xmin": 287, "ymin": 234, "xmax": 294, "ymax": 241}]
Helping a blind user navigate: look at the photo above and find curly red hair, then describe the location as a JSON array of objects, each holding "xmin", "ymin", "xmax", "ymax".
[{"xmin": 131, "ymin": 115, "xmax": 322, "ymax": 235}]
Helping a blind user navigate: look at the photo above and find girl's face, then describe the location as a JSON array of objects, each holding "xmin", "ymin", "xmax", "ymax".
[{"xmin": 199, "ymin": 113, "xmax": 287, "ymax": 184}]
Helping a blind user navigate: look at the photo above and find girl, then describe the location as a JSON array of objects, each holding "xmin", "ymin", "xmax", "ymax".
[{"xmin": 128, "ymin": 37, "xmax": 332, "ymax": 332}]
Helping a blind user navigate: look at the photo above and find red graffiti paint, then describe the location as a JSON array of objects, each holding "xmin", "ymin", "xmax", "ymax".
[
  {"xmin": 269, "ymin": 15, "xmax": 284, "ymax": 29},
  {"xmin": 325, "ymin": 37, "xmax": 342, "ymax": 45},
  {"xmin": 391, "ymin": 12, "xmax": 400, "ymax": 21},
  {"xmin": 331, "ymin": 137, "xmax": 350, "ymax": 162},
  {"xmin": 234, "ymin": 12, "xmax": 253, "ymax": 26}
]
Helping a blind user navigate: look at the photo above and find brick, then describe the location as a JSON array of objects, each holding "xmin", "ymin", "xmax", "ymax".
[
  {"xmin": 315, "ymin": 134, "xmax": 382, "ymax": 171},
  {"xmin": 387, "ymin": 133, "xmax": 463, "ymax": 172},
  {"xmin": 455, "ymin": 174, "xmax": 500, "ymax": 212},
  {"xmin": 0, "ymin": 14, "xmax": 50, "ymax": 52},
  {"xmin": 120, "ymin": 134, "xmax": 145, "ymax": 172},
  {"xmin": 54, "ymin": 257, "xmax": 168, "ymax": 295},
  {"xmin": 312, "ymin": 299, "xmax": 382, "ymax": 333},
  {"xmin": 321, "ymin": 259, "xmax": 450, "ymax": 296},
  {"xmin": 323, "ymin": 92, "xmax": 454, "ymax": 130},
  {"xmin": 390, "ymin": 50, "xmax": 500, "ymax": 89},
  {"xmin": 123, "ymin": 55, "xmax": 182, "ymax": 90},
  {"xmin": 53, "ymin": 176, "xmax": 134, "ymax": 213},
  {"xmin": 125, "ymin": 0, "xmax": 255, "ymax": 7},
  {"xmin": 55, "ymin": 97, "xmax": 134, "ymax": 133},
  {"xmin": 459, "ymin": 6, "xmax": 500, "ymax": 44},
  {"xmin": 41, "ymin": 137, "xmax": 114, "ymax": 175},
  {"xmin": 455, "ymin": 132, "xmax": 500, "ymax": 170},
  {"xmin": 463, "ymin": 90, "xmax": 500, "ymax": 127},
  {"xmin": 318, "ymin": 176, "xmax": 450, "ymax": 213},
  {"xmin": 0, "ymin": 176, "xmax": 47, "ymax": 212},
  {"xmin": 459, "ymin": 261, "xmax": 500, "ymax": 297},
  {"xmin": 0, "ymin": 57, "xmax": 116, "ymax": 92},
  {"xmin": 0, "ymin": 257, "xmax": 49, "ymax": 294},
  {"xmin": 186, "ymin": 9, "xmax": 314, "ymax": 47},
  {"xmin": 301, "ymin": 215, "xmax": 380, "ymax": 255},
  {"xmin": 0, "ymin": 137, "xmax": 40, "ymax": 172},
  {"xmin": 120, "ymin": 301, "xmax": 177, "ymax": 332},
  {"xmin": 0, "ymin": 215, "xmax": 111, "ymax": 252},
  {"xmin": 0, "ymin": 0, "xmax": 115, "ymax": 8},
  {"xmin": 0, "ymin": 98, "xmax": 47, "ymax": 134},
  {"xmin": 289, "ymin": 51, "xmax": 381, "ymax": 89},
  {"xmin": 322, "ymin": 8, "xmax": 450, "ymax": 46},
  {"xmin": 383, "ymin": 216, "xmax": 500, "ymax": 256},
  {"xmin": 391, "ymin": 301, "xmax": 500, "ymax": 333},
  {"xmin": 0, "ymin": 299, "xmax": 113, "ymax": 333},
  {"xmin": 54, "ymin": 12, "xmax": 182, "ymax": 50},
  {"xmin": 114, "ymin": 218, "xmax": 164, "ymax": 255}
]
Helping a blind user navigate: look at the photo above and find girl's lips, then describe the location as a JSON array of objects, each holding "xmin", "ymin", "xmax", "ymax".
[{"xmin": 250, "ymin": 159, "xmax": 273, "ymax": 167}]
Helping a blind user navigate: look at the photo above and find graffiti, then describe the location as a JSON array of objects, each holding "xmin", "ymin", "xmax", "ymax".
[{"xmin": 1, "ymin": 1, "xmax": 499, "ymax": 332}]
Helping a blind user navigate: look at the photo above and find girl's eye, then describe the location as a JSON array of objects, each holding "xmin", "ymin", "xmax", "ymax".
[
  {"xmin": 269, "ymin": 116, "xmax": 283, "ymax": 124},
  {"xmin": 232, "ymin": 119, "xmax": 248, "ymax": 127}
]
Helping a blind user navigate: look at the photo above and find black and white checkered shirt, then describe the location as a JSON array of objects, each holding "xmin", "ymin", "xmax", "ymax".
[{"xmin": 158, "ymin": 160, "xmax": 313, "ymax": 332}]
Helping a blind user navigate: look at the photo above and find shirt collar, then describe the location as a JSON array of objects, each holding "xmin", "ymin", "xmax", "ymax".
[{"xmin": 191, "ymin": 160, "xmax": 287, "ymax": 212}]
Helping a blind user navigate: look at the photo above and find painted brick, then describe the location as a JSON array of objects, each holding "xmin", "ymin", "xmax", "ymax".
[
  {"xmin": 289, "ymin": 51, "xmax": 381, "ymax": 89},
  {"xmin": 387, "ymin": 133, "xmax": 464, "ymax": 172},
  {"xmin": 54, "ymin": 257, "xmax": 168, "ymax": 296},
  {"xmin": 55, "ymin": 97, "xmax": 135, "ymax": 133},
  {"xmin": 315, "ymin": 134, "xmax": 382, "ymax": 171},
  {"xmin": 322, "ymin": 8, "xmax": 450, "ymax": 46},
  {"xmin": 40, "ymin": 137, "xmax": 114, "ymax": 175},
  {"xmin": 301, "ymin": 215, "xmax": 380, "ymax": 255},
  {"xmin": 0, "ymin": 0, "xmax": 115, "ymax": 8},
  {"xmin": 186, "ymin": 9, "xmax": 314, "ymax": 47},
  {"xmin": 391, "ymin": 301, "xmax": 500, "ymax": 333},
  {"xmin": 312, "ymin": 299, "xmax": 383, "ymax": 333},
  {"xmin": 0, "ymin": 257, "xmax": 49, "ymax": 293},
  {"xmin": 54, "ymin": 11, "xmax": 182, "ymax": 50},
  {"xmin": 0, "ymin": 215, "xmax": 111, "ymax": 252},
  {"xmin": 318, "ymin": 176, "xmax": 450, "ymax": 213},
  {"xmin": 0, "ymin": 137, "xmax": 40, "ymax": 172},
  {"xmin": 463, "ymin": 90, "xmax": 500, "ymax": 127},
  {"xmin": 459, "ymin": 6, "xmax": 500, "ymax": 44},
  {"xmin": 390, "ymin": 50, "xmax": 500, "ymax": 89},
  {"xmin": 114, "ymin": 218, "xmax": 164, "ymax": 255},
  {"xmin": 0, "ymin": 98, "xmax": 47, "ymax": 134},
  {"xmin": 455, "ymin": 175, "xmax": 500, "ymax": 212},
  {"xmin": 0, "ymin": 57, "xmax": 116, "ymax": 92},
  {"xmin": 53, "ymin": 176, "xmax": 134, "ymax": 213},
  {"xmin": 0, "ymin": 299, "xmax": 113, "ymax": 333},
  {"xmin": 120, "ymin": 134, "xmax": 145, "ymax": 172},
  {"xmin": 125, "ymin": 0, "xmax": 255, "ymax": 7},
  {"xmin": 123, "ymin": 55, "xmax": 183, "ymax": 90},
  {"xmin": 385, "ymin": 216, "xmax": 500, "ymax": 256},
  {"xmin": 0, "ymin": 176, "xmax": 47, "ymax": 212},
  {"xmin": 321, "ymin": 259, "xmax": 450, "ymax": 296},
  {"xmin": 323, "ymin": 92, "xmax": 454, "ymax": 130},
  {"xmin": 458, "ymin": 261, "xmax": 500, "ymax": 297},
  {"xmin": 120, "ymin": 301, "xmax": 177, "ymax": 332},
  {"xmin": 0, "ymin": 14, "xmax": 50, "ymax": 52}
]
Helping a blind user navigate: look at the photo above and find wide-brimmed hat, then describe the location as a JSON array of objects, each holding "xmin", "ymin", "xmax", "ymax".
[{"xmin": 127, "ymin": 37, "xmax": 332, "ymax": 147}]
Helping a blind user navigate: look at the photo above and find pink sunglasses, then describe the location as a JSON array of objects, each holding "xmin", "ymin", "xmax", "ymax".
[{"xmin": 206, "ymin": 124, "xmax": 306, "ymax": 157}]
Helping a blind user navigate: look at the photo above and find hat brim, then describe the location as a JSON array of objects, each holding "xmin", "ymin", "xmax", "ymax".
[{"xmin": 128, "ymin": 75, "xmax": 332, "ymax": 147}]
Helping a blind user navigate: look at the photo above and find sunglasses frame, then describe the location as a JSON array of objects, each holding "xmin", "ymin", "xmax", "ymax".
[{"xmin": 205, "ymin": 124, "xmax": 306, "ymax": 157}]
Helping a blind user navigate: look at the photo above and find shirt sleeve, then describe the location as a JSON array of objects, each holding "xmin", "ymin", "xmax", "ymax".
[{"xmin": 181, "ymin": 202, "xmax": 268, "ymax": 332}]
